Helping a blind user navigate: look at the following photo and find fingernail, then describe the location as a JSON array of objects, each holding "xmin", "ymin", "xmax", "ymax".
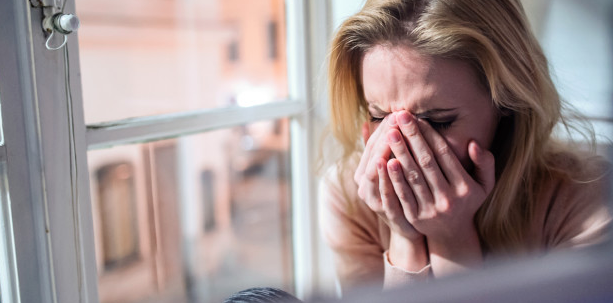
[
  {"xmin": 389, "ymin": 161, "xmax": 400, "ymax": 172},
  {"xmin": 388, "ymin": 131, "xmax": 401, "ymax": 143},
  {"xmin": 398, "ymin": 112, "xmax": 411, "ymax": 125}
]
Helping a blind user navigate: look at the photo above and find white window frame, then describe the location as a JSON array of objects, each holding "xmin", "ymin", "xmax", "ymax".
[{"xmin": 0, "ymin": 0, "xmax": 333, "ymax": 302}]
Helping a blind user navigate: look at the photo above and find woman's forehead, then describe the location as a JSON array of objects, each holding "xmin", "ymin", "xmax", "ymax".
[{"xmin": 361, "ymin": 44, "xmax": 488, "ymax": 113}]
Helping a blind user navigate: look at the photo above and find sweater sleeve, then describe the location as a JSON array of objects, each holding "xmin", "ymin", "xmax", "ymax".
[
  {"xmin": 382, "ymin": 251, "xmax": 431, "ymax": 289},
  {"xmin": 318, "ymin": 167, "xmax": 384, "ymax": 291}
]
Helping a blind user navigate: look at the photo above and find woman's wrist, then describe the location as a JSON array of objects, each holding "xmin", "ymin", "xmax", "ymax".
[
  {"xmin": 388, "ymin": 231, "xmax": 428, "ymax": 272},
  {"xmin": 427, "ymin": 224, "xmax": 483, "ymax": 277}
]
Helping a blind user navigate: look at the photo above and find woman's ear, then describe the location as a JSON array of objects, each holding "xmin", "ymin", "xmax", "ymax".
[{"xmin": 362, "ymin": 121, "xmax": 371, "ymax": 144}]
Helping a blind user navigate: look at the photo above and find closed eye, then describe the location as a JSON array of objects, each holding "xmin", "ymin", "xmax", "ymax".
[
  {"xmin": 370, "ymin": 116, "xmax": 384, "ymax": 123},
  {"xmin": 427, "ymin": 120, "xmax": 453, "ymax": 130},
  {"xmin": 370, "ymin": 110, "xmax": 455, "ymax": 130},
  {"xmin": 369, "ymin": 112, "xmax": 385, "ymax": 123}
]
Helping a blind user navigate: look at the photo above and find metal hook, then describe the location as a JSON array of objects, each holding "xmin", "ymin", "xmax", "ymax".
[{"xmin": 45, "ymin": 30, "xmax": 68, "ymax": 51}]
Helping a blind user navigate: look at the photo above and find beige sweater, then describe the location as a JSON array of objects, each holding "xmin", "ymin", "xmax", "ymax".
[{"xmin": 319, "ymin": 154, "xmax": 611, "ymax": 292}]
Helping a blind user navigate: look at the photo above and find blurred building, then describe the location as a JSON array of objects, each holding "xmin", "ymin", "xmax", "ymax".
[{"xmin": 77, "ymin": 0, "xmax": 292, "ymax": 302}]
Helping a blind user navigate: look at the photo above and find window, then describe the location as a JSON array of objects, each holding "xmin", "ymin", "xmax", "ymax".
[
  {"xmin": 76, "ymin": 1, "xmax": 295, "ymax": 301},
  {"xmin": 88, "ymin": 122, "xmax": 293, "ymax": 302},
  {"xmin": 95, "ymin": 162, "xmax": 139, "ymax": 271},
  {"xmin": 0, "ymin": 0, "xmax": 330, "ymax": 302}
]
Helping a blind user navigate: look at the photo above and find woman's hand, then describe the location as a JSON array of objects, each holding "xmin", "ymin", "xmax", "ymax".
[
  {"xmin": 386, "ymin": 110, "xmax": 495, "ymax": 276},
  {"xmin": 354, "ymin": 113, "xmax": 422, "ymax": 240},
  {"xmin": 354, "ymin": 114, "xmax": 428, "ymax": 272}
]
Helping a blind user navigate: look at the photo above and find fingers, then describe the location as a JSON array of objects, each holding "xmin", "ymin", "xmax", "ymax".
[
  {"xmin": 387, "ymin": 128, "xmax": 433, "ymax": 213},
  {"xmin": 415, "ymin": 117, "xmax": 470, "ymax": 185},
  {"xmin": 377, "ymin": 159, "xmax": 403, "ymax": 220},
  {"xmin": 386, "ymin": 158, "xmax": 419, "ymax": 221},
  {"xmin": 395, "ymin": 111, "xmax": 450, "ymax": 196},
  {"xmin": 363, "ymin": 115, "xmax": 396, "ymax": 182},
  {"xmin": 379, "ymin": 157, "xmax": 422, "ymax": 239},
  {"xmin": 354, "ymin": 115, "xmax": 392, "ymax": 184},
  {"xmin": 360, "ymin": 141, "xmax": 392, "ymax": 202},
  {"xmin": 468, "ymin": 140, "xmax": 495, "ymax": 193},
  {"xmin": 356, "ymin": 121, "xmax": 393, "ymax": 202}
]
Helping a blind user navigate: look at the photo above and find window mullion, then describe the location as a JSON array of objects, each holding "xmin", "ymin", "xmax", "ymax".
[
  {"xmin": 86, "ymin": 100, "xmax": 305, "ymax": 150},
  {"xmin": 286, "ymin": 0, "xmax": 313, "ymax": 299},
  {"xmin": 287, "ymin": 0, "xmax": 332, "ymax": 299}
]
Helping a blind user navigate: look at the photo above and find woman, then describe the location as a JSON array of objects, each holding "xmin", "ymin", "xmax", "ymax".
[{"xmin": 320, "ymin": 0, "xmax": 611, "ymax": 292}]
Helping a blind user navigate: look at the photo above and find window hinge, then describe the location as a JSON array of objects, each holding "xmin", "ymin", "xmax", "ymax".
[{"xmin": 29, "ymin": 0, "xmax": 59, "ymax": 10}]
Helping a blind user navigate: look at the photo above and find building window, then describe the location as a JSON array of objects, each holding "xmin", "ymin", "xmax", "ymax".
[
  {"xmin": 96, "ymin": 163, "xmax": 139, "ymax": 271},
  {"xmin": 268, "ymin": 21, "xmax": 278, "ymax": 60}
]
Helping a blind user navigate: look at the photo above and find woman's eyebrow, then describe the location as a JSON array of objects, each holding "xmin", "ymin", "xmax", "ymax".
[
  {"xmin": 367, "ymin": 105, "xmax": 457, "ymax": 117},
  {"xmin": 414, "ymin": 108, "xmax": 458, "ymax": 119},
  {"xmin": 368, "ymin": 104, "xmax": 389, "ymax": 115}
]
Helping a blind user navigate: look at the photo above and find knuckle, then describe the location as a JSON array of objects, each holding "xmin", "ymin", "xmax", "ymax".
[
  {"xmin": 420, "ymin": 209, "xmax": 436, "ymax": 221},
  {"xmin": 406, "ymin": 170, "xmax": 420, "ymax": 182},
  {"xmin": 404, "ymin": 121, "xmax": 420, "ymax": 137},
  {"xmin": 379, "ymin": 185, "xmax": 389, "ymax": 196},
  {"xmin": 438, "ymin": 201, "xmax": 451, "ymax": 213},
  {"xmin": 436, "ymin": 196, "xmax": 453, "ymax": 213},
  {"xmin": 418, "ymin": 153, "xmax": 434, "ymax": 169},
  {"xmin": 396, "ymin": 188, "xmax": 409, "ymax": 201},
  {"xmin": 455, "ymin": 183, "xmax": 470, "ymax": 198},
  {"xmin": 437, "ymin": 144, "xmax": 452, "ymax": 156},
  {"xmin": 381, "ymin": 187, "xmax": 394, "ymax": 200}
]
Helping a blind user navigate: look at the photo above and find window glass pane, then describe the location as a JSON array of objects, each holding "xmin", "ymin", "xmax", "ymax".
[
  {"xmin": 87, "ymin": 119, "xmax": 292, "ymax": 302},
  {"xmin": 77, "ymin": 0, "xmax": 287, "ymax": 124}
]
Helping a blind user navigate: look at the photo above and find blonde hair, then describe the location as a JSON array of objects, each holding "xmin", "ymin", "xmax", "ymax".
[{"xmin": 327, "ymin": 0, "xmax": 598, "ymax": 254}]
